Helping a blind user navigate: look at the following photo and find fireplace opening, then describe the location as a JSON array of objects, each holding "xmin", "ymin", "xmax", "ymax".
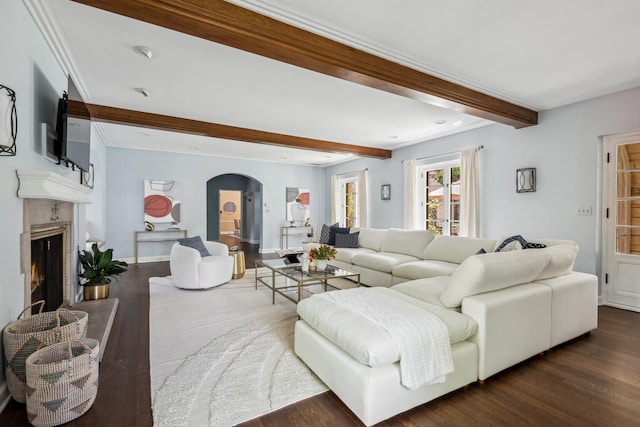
[{"xmin": 30, "ymin": 229, "xmax": 65, "ymax": 313}]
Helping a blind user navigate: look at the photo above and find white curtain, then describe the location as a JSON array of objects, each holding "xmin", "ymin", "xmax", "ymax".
[
  {"xmin": 403, "ymin": 159, "xmax": 417, "ymax": 229},
  {"xmin": 357, "ymin": 169, "xmax": 368, "ymax": 228},
  {"xmin": 460, "ymin": 148, "xmax": 480, "ymax": 237},
  {"xmin": 330, "ymin": 174, "xmax": 339, "ymax": 224}
]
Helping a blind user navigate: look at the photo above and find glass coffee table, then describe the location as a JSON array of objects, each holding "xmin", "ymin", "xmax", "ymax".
[{"xmin": 255, "ymin": 258, "xmax": 360, "ymax": 304}]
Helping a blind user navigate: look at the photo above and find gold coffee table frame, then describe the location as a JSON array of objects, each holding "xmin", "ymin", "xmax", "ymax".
[{"xmin": 255, "ymin": 259, "xmax": 360, "ymax": 304}]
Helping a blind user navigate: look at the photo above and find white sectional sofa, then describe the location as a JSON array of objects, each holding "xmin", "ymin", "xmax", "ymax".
[
  {"xmin": 318, "ymin": 227, "xmax": 574, "ymax": 287},
  {"xmin": 295, "ymin": 231, "xmax": 598, "ymax": 425}
]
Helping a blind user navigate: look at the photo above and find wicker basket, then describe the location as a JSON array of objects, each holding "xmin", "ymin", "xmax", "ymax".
[
  {"xmin": 2, "ymin": 303, "xmax": 88, "ymax": 403},
  {"xmin": 25, "ymin": 338, "xmax": 99, "ymax": 427}
]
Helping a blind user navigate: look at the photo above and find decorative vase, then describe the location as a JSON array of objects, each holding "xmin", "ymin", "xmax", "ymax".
[
  {"xmin": 83, "ymin": 283, "xmax": 109, "ymax": 300},
  {"xmin": 316, "ymin": 259, "xmax": 328, "ymax": 272},
  {"xmin": 298, "ymin": 253, "xmax": 310, "ymax": 272}
]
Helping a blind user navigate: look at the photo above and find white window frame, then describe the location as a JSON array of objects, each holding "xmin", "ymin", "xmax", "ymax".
[{"xmin": 417, "ymin": 159, "xmax": 461, "ymax": 236}]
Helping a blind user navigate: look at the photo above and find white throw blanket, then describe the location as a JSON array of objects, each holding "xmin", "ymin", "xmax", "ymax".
[{"xmin": 318, "ymin": 287, "xmax": 454, "ymax": 389}]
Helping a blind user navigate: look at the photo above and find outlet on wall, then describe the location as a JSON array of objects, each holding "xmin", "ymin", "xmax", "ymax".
[{"xmin": 576, "ymin": 206, "xmax": 593, "ymax": 216}]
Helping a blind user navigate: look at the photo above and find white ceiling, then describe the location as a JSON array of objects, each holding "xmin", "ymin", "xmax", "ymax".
[{"xmin": 26, "ymin": 0, "xmax": 640, "ymax": 166}]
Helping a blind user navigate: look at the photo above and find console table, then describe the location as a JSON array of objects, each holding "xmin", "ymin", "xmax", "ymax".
[
  {"xmin": 280, "ymin": 226, "xmax": 316, "ymax": 250},
  {"xmin": 134, "ymin": 229, "xmax": 187, "ymax": 266}
]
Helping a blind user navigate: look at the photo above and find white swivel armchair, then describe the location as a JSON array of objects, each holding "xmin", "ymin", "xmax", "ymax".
[{"xmin": 170, "ymin": 241, "xmax": 234, "ymax": 289}]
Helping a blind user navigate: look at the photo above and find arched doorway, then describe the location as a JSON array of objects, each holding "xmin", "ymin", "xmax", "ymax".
[{"xmin": 207, "ymin": 174, "xmax": 263, "ymax": 251}]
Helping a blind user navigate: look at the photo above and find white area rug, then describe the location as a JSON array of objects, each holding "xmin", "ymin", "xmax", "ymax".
[{"xmin": 149, "ymin": 269, "xmax": 340, "ymax": 427}]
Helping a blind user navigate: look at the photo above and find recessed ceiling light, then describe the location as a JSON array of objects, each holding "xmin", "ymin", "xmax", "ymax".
[
  {"xmin": 388, "ymin": 135, "xmax": 398, "ymax": 139},
  {"xmin": 135, "ymin": 87, "xmax": 151, "ymax": 97},
  {"xmin": 324, "ymin": 155, "xmax": 332, "ymax": 159},
  {"xmin": 189, "ymin": 146, "xmax": 199, "ymax": 150},
  {"xmin": 133, "ymin": 46, "xmax": 154, "ymax": 59},
  {"xmin": 453, "ymin": 120, "xmax": 463, "ymax": 127},
  {"xmin": 280, "ymin": 156, "xmax": 287, "ymax": 160},
  {"xmin": 435, "ymin": 120, "xmax": 447, "ymax": 125},
  {"xmin": 138, "ymin": 132, "xmax": 149, "ymax": 136}
]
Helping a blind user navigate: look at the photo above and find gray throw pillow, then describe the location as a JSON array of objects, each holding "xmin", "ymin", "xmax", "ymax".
[
  {"xmin": 319, "ymin": 222, "xmax": 339, "ymax": 244},
  {"xmin": 178, "ymin": 236, "xmax": 211, "ymax": 257},
  {"xmin": 335, "ymin": 232, "xmax": 359, "ymax": 248},
  {"xmin": 328, "ymin": 226, "xmax": 350, "ymax": 246},
  {"xmin": 495, "ymin": 235, "xmax": 547, "ymax": 252},
  {"xmin": 494, "ymin": 235, "xmax": 528, "ymax": 252}
]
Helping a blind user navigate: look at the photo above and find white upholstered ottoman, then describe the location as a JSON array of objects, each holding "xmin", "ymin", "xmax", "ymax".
[{"xmin": 294, "ymin": 288, "xmax": 479, "ymax": 425}]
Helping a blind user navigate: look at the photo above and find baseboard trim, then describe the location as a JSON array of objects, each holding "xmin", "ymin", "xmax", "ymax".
[
  {"xmin": 123, "ymin": 255, "xmax": 170, "ymax": 264},
  {"xmin": 259, "ymin": 248, "xmax": 279, "ymax": 254},
  {"xmin": 0, "ymin": 382, "xmax": 10, "ymax": 415},
  {"xmin": 601, "ymin": 301, "xmax": 640, "ymax": 313}
]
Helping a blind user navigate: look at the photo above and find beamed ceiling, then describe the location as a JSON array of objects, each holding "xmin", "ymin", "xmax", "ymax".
[{"xmin": 25, "ymin": 0, "xmax": 640, "ymax": 165}]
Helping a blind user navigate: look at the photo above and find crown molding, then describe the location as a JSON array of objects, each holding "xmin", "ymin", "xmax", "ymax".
[{"xmin": 23, "ymin": 0, "xmax": 92, "ymax": 100}]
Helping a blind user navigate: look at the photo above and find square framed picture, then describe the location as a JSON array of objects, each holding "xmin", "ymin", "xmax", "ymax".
[
  {"xmin": 381, "ymin": 184, "xmax": 391, "ymax": 200},
  {"xmin": 516, "ymin": 167, "xmax": 536, "ymax": 193}
]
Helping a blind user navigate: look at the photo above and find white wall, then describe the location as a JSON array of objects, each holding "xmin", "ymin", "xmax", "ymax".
[
  {"xmin": 104, "ymin": 147, "xmax": 324, "ymax": 260},
  {"xmin": 85, "ymin": 127, "xmax": 108, "ymax": 242},
  {"xmin": 0, "ymin": 1, "xmax": 96, "ymax": 388},
  {"xmin": 326, "ymin": 86, "xmax": 640, "ymax": 283}
]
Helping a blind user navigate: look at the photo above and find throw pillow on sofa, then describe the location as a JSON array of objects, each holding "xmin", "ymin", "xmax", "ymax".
[
  {"xmin": 328, "ymin": 226, "xmax": 350, "ymax": 246},
  {"xmin": 319, "ymin": 222, "xmax": 339, "ymax": 244},
  {"xmin": 495, "ymin": 235, "xmax": 547, "ymax": 252},
  {"xmin": 178, "ymin": 236, "xmax": 211, "ymax": 257},
  {"xmin": 335, "ymin": 232, "xmax": 359, "ymax": 248}
]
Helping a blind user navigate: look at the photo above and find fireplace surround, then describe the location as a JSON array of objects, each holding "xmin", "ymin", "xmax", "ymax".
[{"xmin": 17, "ymin": 169, "xmax": 91, "ymax": 311}]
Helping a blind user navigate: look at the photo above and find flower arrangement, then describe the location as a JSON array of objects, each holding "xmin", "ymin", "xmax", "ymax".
[{"xmin": 309, "ymin": 244, "xmax": 337, "ymax": 260}]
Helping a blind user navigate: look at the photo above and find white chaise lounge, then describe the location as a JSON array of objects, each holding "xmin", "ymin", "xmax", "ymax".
[{"xmin": 295, "ymin": 240, "xmax": 598, "ymax": 425}]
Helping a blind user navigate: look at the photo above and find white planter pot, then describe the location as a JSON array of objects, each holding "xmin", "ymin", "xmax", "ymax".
[{"xmin": 316, "ymin": 259, "xmax": 328, "ymax": 271}]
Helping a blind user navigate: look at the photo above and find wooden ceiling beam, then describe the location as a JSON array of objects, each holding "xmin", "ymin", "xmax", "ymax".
[
  {"xmin": 85, "ymin": 103, "xmax": 393, "ymax": 159},
  {"xmin": 72, "ymin": 0, "xmax": 538, "ymax": 128}
]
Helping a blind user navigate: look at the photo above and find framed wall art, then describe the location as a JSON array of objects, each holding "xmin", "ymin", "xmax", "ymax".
[
  {"xmin": 381, "ymin": 184, "xmax": 391, "ymax": 200},
  {"xmin": 516, "ymin": 168, "xmax": 536, "ymax": 193},
  {"xmin": 144, "ymin": 180, "xmax": 182, "ymax": 224},
  {"xmin": 286, "ymin": 187, "xmax": 310, "ymax": 226},
  {"xmin": 0, "ymin": 84, "xmax": 17, "ymax": 156}
]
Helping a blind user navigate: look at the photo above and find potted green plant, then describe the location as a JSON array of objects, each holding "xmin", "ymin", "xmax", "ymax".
[{"xmin": 78, "ymin": 243, "xmax": 128, "ymax": 300}]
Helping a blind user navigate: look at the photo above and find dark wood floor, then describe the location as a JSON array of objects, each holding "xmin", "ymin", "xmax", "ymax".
[{"xmin": 2, "ymin": 246, "xmax": 639, "ymax": 426}]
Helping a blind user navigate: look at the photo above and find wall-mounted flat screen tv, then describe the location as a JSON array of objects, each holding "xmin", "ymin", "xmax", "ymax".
[{"xmin": 54, "ymin": 76, "xmax": 91, "ymax": 172}]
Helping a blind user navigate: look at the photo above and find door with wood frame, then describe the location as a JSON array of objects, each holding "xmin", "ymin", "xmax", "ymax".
[{"xmin": 603, "ymin": 131, "xmax": 640, "ymax": 312}]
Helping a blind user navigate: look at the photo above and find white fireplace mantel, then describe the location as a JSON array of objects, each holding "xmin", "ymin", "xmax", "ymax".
[{"xmin": 17, "ymin": 169, "xmax": 92, "ymax": 204}]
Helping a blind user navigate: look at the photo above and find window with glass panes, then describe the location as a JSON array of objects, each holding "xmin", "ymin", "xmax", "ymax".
[
  {"xmin": 420, "ymin": 161, "xmax": 460, "ymax": 236},
  {"xmin": 341, "ymin": 177, "xmax": 358, "ymax": 227}
]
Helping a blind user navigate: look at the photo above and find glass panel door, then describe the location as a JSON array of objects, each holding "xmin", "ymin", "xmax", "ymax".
[
  {"xmin": 425, "ymin": 169, "xmax": 444, "ymax": 234},
  {"xmin": 603, "ymin": 133, "xmax": 640, "ymax": 311},
  {"xmin": 616, "ymin": 144, "xmax": 640, "ymax": 255},
  {"xmin": 449, "ymin": 166, "xmax": 461, "ymax": 236},
  {"xmin": 344, "ymin": 181, "xmax": 356, "ymax": 228}
]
